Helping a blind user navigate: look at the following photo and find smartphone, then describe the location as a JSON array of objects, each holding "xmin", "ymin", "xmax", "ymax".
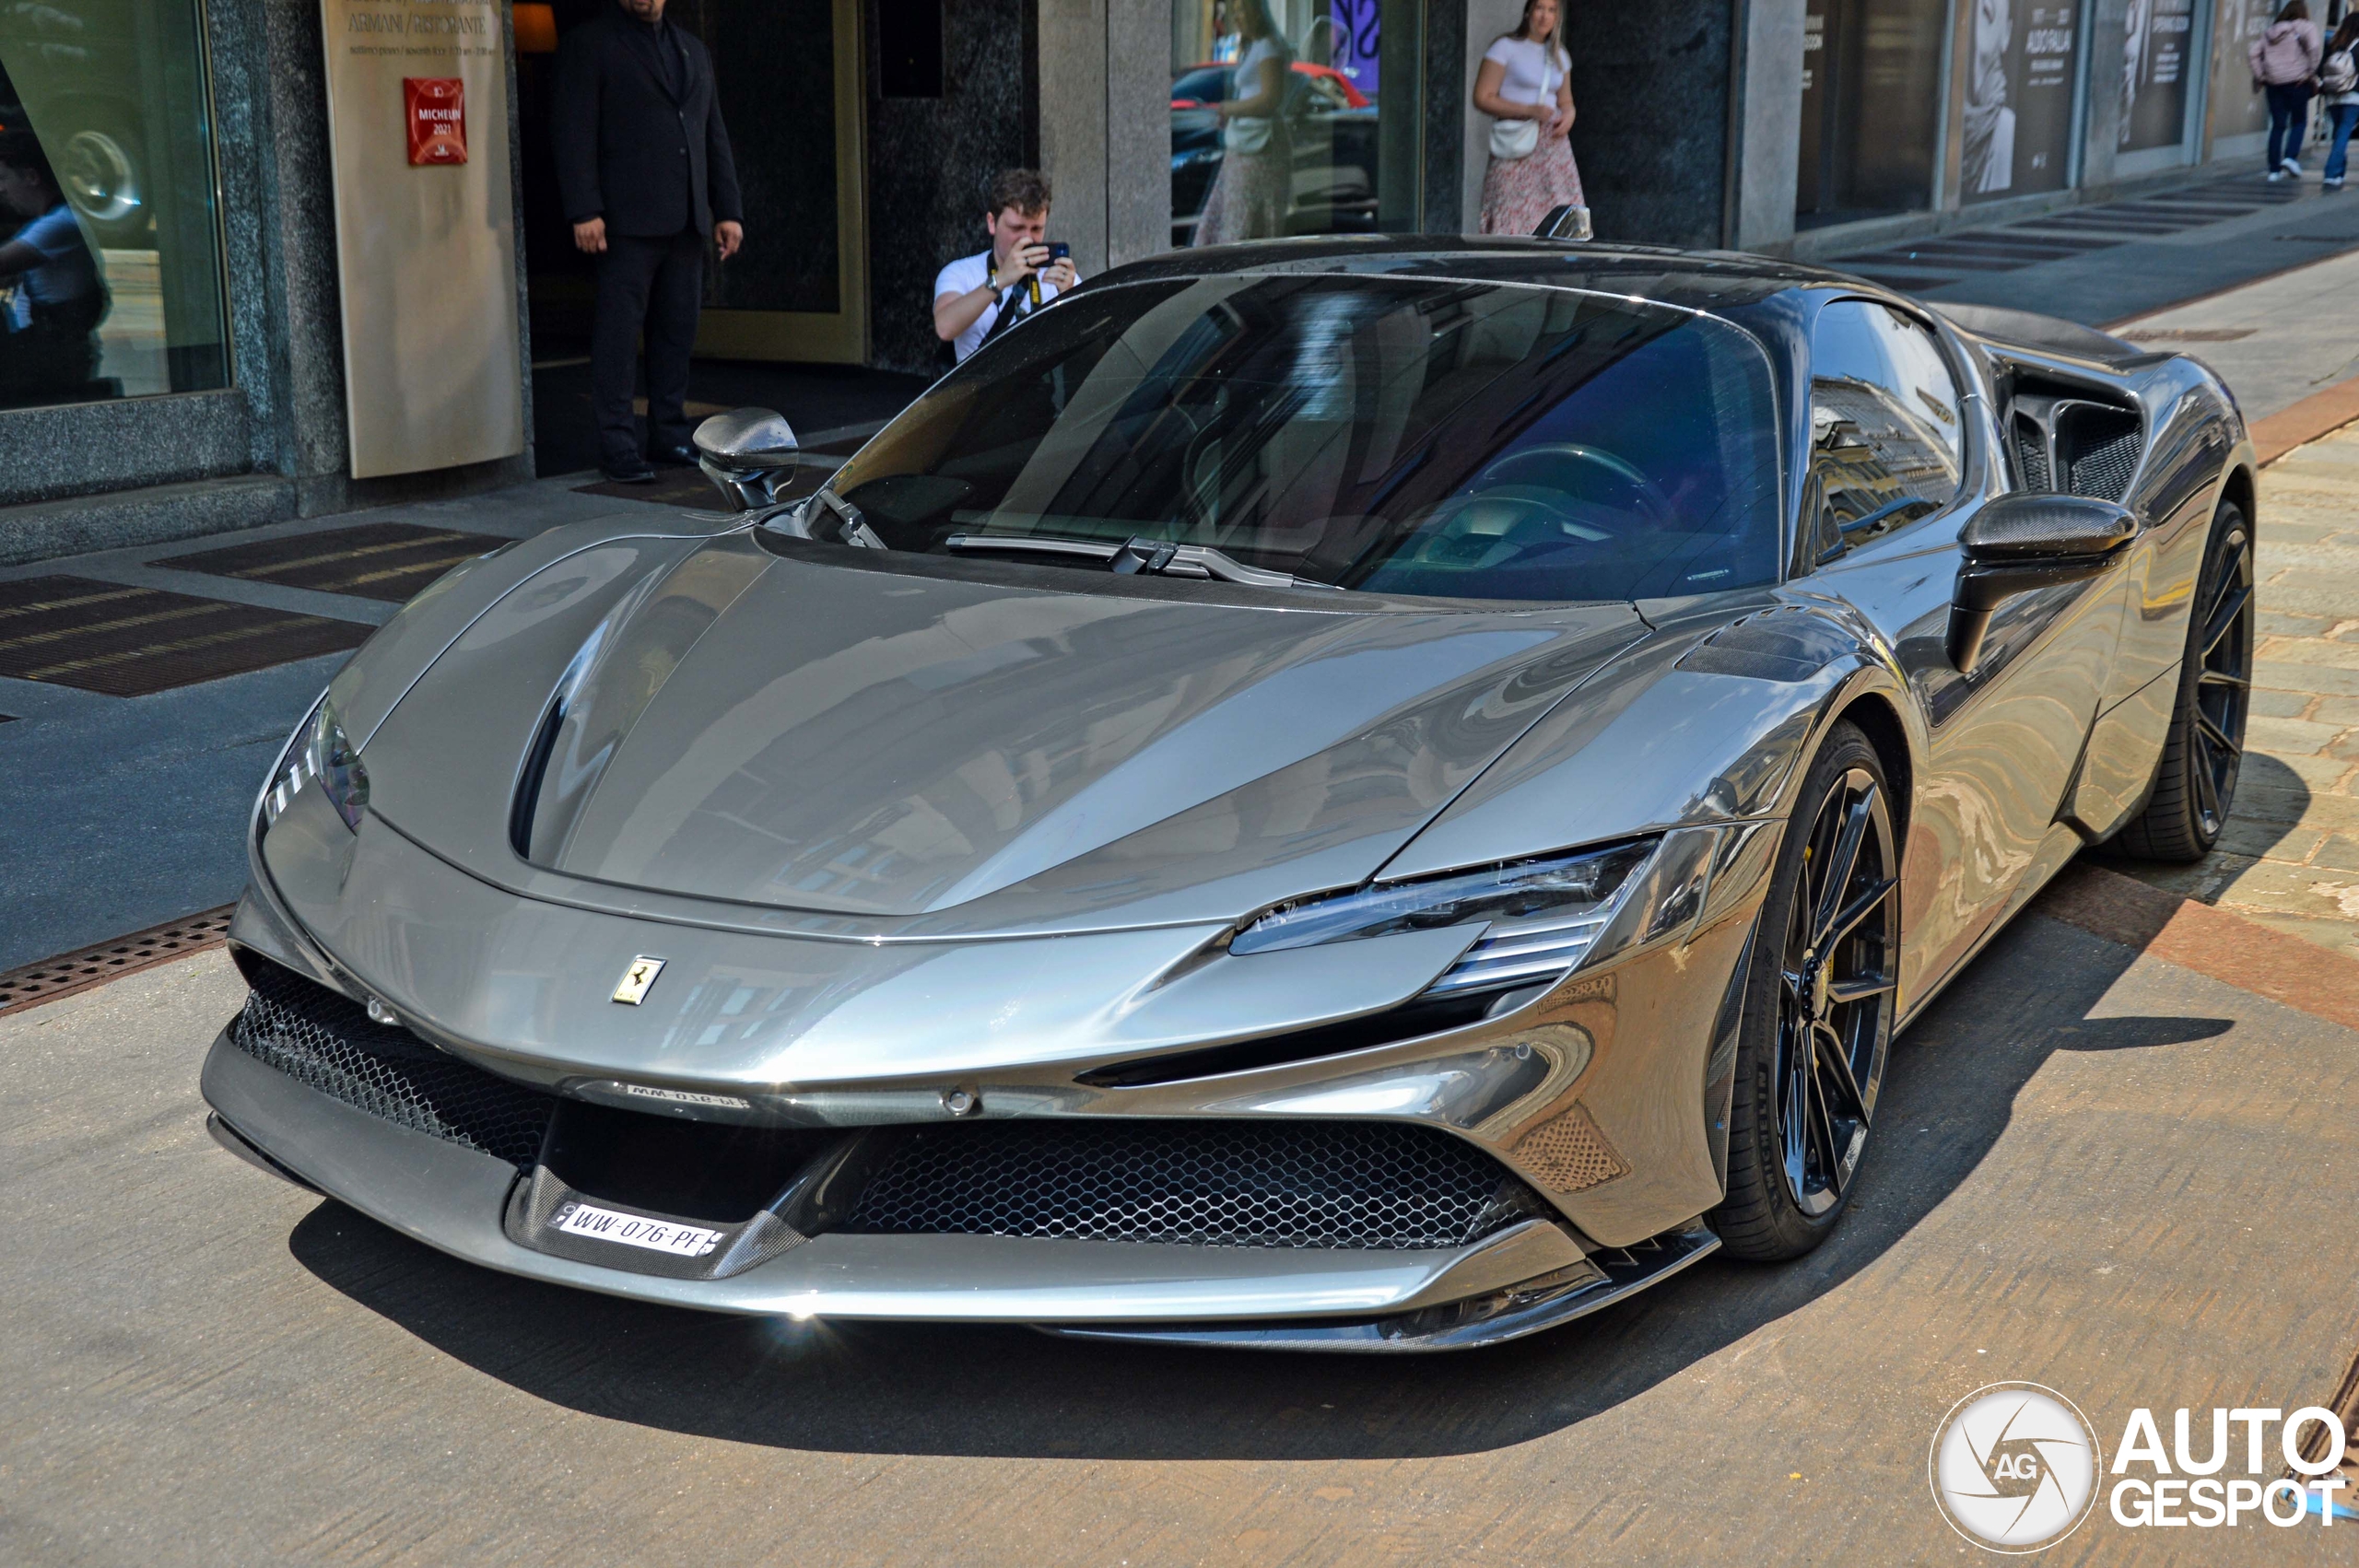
[{"xmin": 1047, "ymin": 241, "xmax": 1071, "ymax": 264}]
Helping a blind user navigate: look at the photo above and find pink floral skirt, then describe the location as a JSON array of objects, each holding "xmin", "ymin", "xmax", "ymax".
[
  {"xmin": 1479, "ymin": 132, "xmax": 1586, "ymax": 236},
  {"xmin": 1195, "ymin": 146, "xmax": 1290, "ymax": 246}
]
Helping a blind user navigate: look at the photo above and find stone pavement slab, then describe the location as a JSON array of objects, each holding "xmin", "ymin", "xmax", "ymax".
[
  {"xmin": 2116, "ymin": 417, "xmax": 2359, "ymax": 958},
  {"xmin": 6, "ymin": 912, "xmax": 2353, "ymax": 1565}
]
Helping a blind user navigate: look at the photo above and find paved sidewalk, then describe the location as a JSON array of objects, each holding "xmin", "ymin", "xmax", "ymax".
[
  {"xmin": 1828, "ymin": 170, "xmax": 2359, "ymax": 333},
  {"xmin": 2110, "ymin": 246, "xmax": 2359, "ymax": 419},
  {"xmin": 2116, "ymin": 419, "xmax": 2359, "ymax": 958}
]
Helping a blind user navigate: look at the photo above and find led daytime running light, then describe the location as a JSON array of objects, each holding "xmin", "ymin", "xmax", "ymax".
[{"xmin": 1230, "ymin": 839, "xmax": 1658, "ymax": 993}]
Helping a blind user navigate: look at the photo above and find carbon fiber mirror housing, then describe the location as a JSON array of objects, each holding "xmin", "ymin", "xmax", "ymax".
[{"xmin": 1948, "ymin": 494, "xmax": 2136, "ymax": 672}]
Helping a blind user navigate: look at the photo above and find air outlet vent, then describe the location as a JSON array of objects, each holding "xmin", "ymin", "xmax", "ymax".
[
  {"xmin": 2057, "ymin": 404, "xmax": 2142, "ymax": 501},
  {"xmin": 2013, "ymin": 413, "xmax": 2051, "ymax": 491}
]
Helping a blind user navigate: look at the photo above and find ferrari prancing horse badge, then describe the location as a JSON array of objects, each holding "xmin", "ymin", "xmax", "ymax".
[{"xmin": 612, "ymin": 956, "xmax": 665, "ymax": 1005}]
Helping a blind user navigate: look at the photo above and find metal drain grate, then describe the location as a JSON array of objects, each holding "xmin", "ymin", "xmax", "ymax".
[
  {"xmin": 229, "ymin": 957, "xmax": 555, "ymax": 1167},
  {"xmin": 845, "ymin": 1119, "xmax": 1537, "ymax": 1249},
  {"xmin": 0, "ymin": 906, "xmax": 235, "ymax": 1015},
  {"xmin": 154, "ymin": 522, "xmax": 509, "ymax": 603},
  {"xmin": 0, "ymin": 576, "xmax": 371, "ymax": 696}
]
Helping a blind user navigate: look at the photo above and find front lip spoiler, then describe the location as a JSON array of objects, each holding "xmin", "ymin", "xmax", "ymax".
[
  {"xmin": 1038, "ymin": 1223, "xmax": 1720, "ymax": 1352},
  {"xmin": 200, "ymin": 1029, "xmax": 1605, "ymax": 1337}
]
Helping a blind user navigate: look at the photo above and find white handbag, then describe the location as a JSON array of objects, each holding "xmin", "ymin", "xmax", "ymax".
[
  {"xmin": 1225, "ymin": 116, "xmax": 1273, "ymax": 155},
  {"xmin": 1490, "ymin": 116, "xmax": 1540, "ymax": 160}
]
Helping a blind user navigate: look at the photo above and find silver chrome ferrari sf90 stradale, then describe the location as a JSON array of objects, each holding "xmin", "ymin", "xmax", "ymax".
[{"xmin": 204, "ymin": 239, "xmax": 2255, "ymax": 1351}]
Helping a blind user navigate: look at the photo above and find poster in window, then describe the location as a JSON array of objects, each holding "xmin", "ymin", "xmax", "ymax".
[
  {"xmin": 2119, "ymin": 0, "xmax": 2197, "ymax": 152},
  {"xmin": 1963, "ymin": 0, "xmax": 2082, "ymax": 201},
  {"xmin": 2209, "ymin": 0, "xmax": 2276, "ymax": 140}
]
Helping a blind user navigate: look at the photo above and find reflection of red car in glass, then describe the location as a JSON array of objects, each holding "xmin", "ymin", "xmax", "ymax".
[
  {"xmin": 1170, "ymin": 60, "xmax": 1379, "ymax": 244},
  {"xmin": 1170, "ymin": 60, "xmax": 1369, "ymax": 111}
]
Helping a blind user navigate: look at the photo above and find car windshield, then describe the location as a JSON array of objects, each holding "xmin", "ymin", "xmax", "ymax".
[{"xmin": 828, "ymin": 275, "xmax": 1786, "ymax": 602}]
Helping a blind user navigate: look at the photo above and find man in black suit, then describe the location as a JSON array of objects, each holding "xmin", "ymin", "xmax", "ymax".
[{"xmin": 553, "ymin": 0, "xmax": 745, "ymax": 483}]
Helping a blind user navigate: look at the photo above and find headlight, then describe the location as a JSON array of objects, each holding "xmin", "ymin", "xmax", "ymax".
[
  {"xmin": 260, "ymin": 695, "xmax": 370, "ymax": 833},
  {"xmin": 1229, "ymin": 839, "xmax": 1657, "ymax": 996}
]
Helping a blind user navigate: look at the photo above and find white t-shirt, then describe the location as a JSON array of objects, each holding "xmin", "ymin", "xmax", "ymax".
[
  {"xmin": 1226, "ymin": 37, "xmax": 1287, "ymax": 148},
  {"xmin": 1483, "ymin": 34, "xmax": 1566, "ymax": 109},
  {"xmin": 933, "ymin": 248, "xmax": 1077, "ymax": 362}
]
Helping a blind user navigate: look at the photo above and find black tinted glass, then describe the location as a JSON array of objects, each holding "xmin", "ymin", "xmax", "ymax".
[{"xmin": 832, "ymin": 275, "xmax": 1785, "ymax": 602}]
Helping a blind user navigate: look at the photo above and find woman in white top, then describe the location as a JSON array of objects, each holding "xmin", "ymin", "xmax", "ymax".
[
  {"xmin": 1473, "ymin": 0, "xmax": 1584, "ymax": 235},
  {"xmin": 1194, "ymin": 0, "xmax": 1293, "ymax": 246}
]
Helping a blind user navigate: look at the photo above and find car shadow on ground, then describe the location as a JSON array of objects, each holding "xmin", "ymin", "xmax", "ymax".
[{"xmin": 288, "ymin": 909, "xmax": 2225, "ymax": 1462}]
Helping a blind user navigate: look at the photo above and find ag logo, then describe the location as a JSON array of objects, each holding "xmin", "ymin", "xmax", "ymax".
[{"xmin": 1929, "ymin": 1383, "xmax": 2102, "ymax": 1552}]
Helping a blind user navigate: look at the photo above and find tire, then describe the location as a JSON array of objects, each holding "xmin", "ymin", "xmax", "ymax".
[
  {"xmin": 1713, "ymin": 720, "xmax": 1900, "ymax": 1262},
  {"xmin": 2109, "ymin": 499, "xmax": 2254, "ymax": 862}
]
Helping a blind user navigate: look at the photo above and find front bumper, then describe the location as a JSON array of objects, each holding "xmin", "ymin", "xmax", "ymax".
[{"xmin": 202, "ymin": 1026, "xmax": 1672, "ymax": 1339}]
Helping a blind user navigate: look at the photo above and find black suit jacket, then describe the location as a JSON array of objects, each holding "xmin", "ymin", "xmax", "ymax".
[{"xmin": 552, "ymin": 10, "xmax": 744, "ymax": 238}]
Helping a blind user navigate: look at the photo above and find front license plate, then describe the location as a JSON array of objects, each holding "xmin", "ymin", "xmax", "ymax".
[{"xmin": 553, "ymin": 1201, "xmax": 722, "ymax": 1258}]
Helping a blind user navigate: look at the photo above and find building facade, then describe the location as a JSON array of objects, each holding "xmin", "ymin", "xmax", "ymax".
[{"xmin": 0, "ymin": 0, "xmax": 2305, "ymax": 562}]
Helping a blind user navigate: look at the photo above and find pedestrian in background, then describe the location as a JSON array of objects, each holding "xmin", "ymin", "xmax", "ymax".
[
  {"xmin": 2252, "ymin": 0, "xmax": 2323, "ymax": 181},
  {"xmin": 0, "ymin": 134, "xmax": 104, "ymax": 408},
  {"xmin": 1473, "ymin": 0, "xmax": 1583, "ymax": 235},
  {"xmin": 554, "ymin": 0, "xmax": 745, "ymax": 484},
  {"xmin": 933, "ymin": 170, "xmax": 1079, "ymax": 363},
  {"xmin": 1193, "ymin": 0, "xmax": 1292, "ymax": 246},
  {"xmin": 2320, "ymin": 15, "xmax": 2359, "ymax": 189}
]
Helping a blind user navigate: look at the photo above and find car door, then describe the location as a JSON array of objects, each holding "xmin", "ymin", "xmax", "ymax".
[{"xmin": 1796, "ymin": 298, "xmax": 2127, "ymax": 1011}]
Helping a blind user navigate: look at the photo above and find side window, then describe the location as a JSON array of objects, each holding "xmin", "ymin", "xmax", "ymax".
[{"xmin": 1804, "ymin": 300, "xmax": 1966, "ymax": 563}]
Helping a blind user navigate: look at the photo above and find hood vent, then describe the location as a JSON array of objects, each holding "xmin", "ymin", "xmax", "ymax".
[{"xmin": 509, "ymin": 691, "xmax": 568, "ymax": 860}]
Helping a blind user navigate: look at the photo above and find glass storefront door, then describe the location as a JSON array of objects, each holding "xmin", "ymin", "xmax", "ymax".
[
  {"xmin": 0, "ymin": 0, "xmax": 229, "ymax": 411},
  {"xmin": 1797, "ymin": 0, "xmax": 1948, "ymax": 226},
  {"xmin": 517, "ymin": 0, "xmax": 867, "ymax": 364},
  {"xmin": 1169, "ymin": 0, "xmax": 1423, "ymax": 248}
]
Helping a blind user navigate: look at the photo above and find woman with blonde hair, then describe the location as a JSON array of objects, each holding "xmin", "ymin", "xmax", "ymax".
[
  {"xmin": 1194, "ymin": 0, "xmax": 1293, "ymax": 245},
  {"xmin": 1473, "ymin": 0, "xmax": 1583, "ymax": 234}
]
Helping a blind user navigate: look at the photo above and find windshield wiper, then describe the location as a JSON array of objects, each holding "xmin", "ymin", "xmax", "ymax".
[{"xmin": 945, "ymin": 532, "xmax": 1335, "ymax": 590}]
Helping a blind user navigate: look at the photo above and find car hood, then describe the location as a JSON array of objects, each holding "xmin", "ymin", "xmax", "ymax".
[{"xmin": 360, "ymin": 532, "xmax": 1646, "ymax": 936}]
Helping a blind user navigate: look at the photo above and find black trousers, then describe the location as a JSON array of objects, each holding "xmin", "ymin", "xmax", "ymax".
[{"xmin": 591, "ymin": 228, "xmax": 705, "ymax": 468}]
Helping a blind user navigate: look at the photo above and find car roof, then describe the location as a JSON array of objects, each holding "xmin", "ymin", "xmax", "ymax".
[{"xmin": 1091, "ymin": 235, "xmax": 1872, "ymax": 315}]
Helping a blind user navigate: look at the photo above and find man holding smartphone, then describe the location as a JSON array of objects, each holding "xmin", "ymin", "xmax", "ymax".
[{"xmin": 932, "ymin": 169, "xmax": 1080, "ymax": 363}]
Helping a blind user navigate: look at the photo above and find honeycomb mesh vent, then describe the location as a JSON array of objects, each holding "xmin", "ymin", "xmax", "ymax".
[
  {"xmin": 229, "ymin": 960, "xmax": 554, "ymax": 1167},
  {"xmin": 2064, "ymin": 412, "xmax": 2142, "ymax": 502},
  {"xmin": 2013, "ymin": 415, "xmax": 2051, "ymax": 491},
  {"xmin": 845, "ymin": 1120, "xmax": 1531, "ymax": 1249},
  {"xmin": 1511, "ymin": 1103, "xmax": 1629, "ymax": 1193}
]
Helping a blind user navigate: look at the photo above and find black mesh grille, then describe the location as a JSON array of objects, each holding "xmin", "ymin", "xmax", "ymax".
[
  {"xmin": 844, "ymin": 1120, "xmax": 1532, "ymax": 1249},
  {"xmin": 2065, "ymin": 413, "xmax": 2142, "ymax": 501},
  {"xmin": 229, "ymin": 959, "xmax": 554, "ymax": 1167},
  {"xmin": 2013, "ymin": 415, "xmax": 2051, "ymax": 490}
]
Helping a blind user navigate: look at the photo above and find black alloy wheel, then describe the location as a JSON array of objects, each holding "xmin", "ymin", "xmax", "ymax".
[
  {"xmin": 1715, "ymin": 720, "xmax": 1899, "ymax": 1260},
  {"xmin": 2114, "ymin": 500, "xmax": 2254, "ymax": 861}
]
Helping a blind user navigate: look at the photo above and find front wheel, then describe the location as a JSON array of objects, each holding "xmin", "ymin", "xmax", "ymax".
[
  {"xmin": 1713, "ymin": 720, "xmax": 1900, "ymax": 1261},
  {"xmin": 2109, "ymin": 498, "xmax": 2253, "ymax": 861}
]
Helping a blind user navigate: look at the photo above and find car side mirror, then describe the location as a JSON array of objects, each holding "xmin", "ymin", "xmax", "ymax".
[
  {"xmin": 693, "ymin": 407, "xmax": 799, "ymax": 510},
  {"xmin": 1533, "ymin": 204, "xmax": 1592, "ymax": 241},
  {"xmin": 1947, "ymin": 493, "xmax": 2137, "ymax": 672}
]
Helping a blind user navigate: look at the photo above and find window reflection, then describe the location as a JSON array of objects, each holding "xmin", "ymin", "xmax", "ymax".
[
  {"xmin": 0, "ymin": 0, "xmax": 229, "ymax": 410},
  {"xmin": 1170, "ymin": 0, "xmax": 1420, "ymax": 248}
]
